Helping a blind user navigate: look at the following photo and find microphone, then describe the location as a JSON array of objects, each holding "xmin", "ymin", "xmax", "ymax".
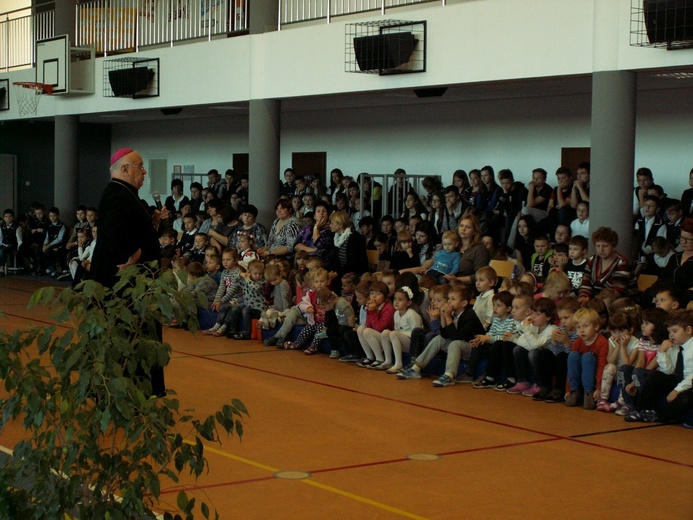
[{"xmin": 152, "ymin": 191, "xmax": 163, "ymax": 209}]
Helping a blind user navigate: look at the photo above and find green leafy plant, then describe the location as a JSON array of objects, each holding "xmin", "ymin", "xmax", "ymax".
[{"xmin": 0, "ymin": 264, "xmax": 248, "ymax": 519}]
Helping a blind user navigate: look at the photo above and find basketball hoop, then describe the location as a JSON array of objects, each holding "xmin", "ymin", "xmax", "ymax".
[{"xmin": 13, "ymin": 82, "xmax": 53, "ymax": 117}]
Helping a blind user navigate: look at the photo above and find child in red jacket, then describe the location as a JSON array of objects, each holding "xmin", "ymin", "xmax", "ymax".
[
  {"xmin": 355, "ymin": 281, "xmax": 395, "ymax": 368},
  {"xmin": 565, "ymin": 308, "xmax": 609, "ymax": 410}
]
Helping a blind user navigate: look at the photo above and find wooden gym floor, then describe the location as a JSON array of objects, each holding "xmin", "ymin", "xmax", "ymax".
[{"xmin": 0, "ymin": 277, "xmax": 691, "ymax": 519}]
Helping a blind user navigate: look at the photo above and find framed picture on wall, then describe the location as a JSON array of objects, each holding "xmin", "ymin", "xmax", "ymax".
[{"xmin": 173, "ymin": 165, "xmax": 182, "ymax": 174}]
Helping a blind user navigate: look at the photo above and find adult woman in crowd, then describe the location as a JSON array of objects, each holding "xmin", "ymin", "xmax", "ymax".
[
  {"xmin": 164, "ymin": 178, "xmax": 190, "ymax": 214},
  {"xmin": 663, "ymin": 218, "xmax": 693, "ymax": 290},
  {"xmin": 476, "ymin": 166, "xmax": 502, "ymax": 234},
  {"xmin": 329, "ymin": 210, "xmax": 369, "ymax": 292},
  {"xmin": 428, "ymin": 191, "xmax": 446, "ymax": 234},
  {"xmin": 578, "ymin": 226, "xmax": 632, "ymax": 303},
  {"xmin": 207, "ymin": 205, "xmax": 238, "ymax": 251},
  {"xmin": 229, "ymin": 204, "xmax": 267, "ymax": 250},
  {"xmin": 445, "ymin": 213, "xmax": 491, "ymax": 285},
  {"xmin": 402, "ymin": 191, "xmax": 428, "ymax": 221},
  {"xmin": 463, "ymin": 169, "xmax": 481, "ymax": 207},
  {"xmin": 258, "ymin": 199, "xmax": 300, "ymax": 259},
  {"xmin": 329, "ymin": 168, "xmax": 346, "ymax": 205},
  {"xmin": 293, "ymin": 200, "xmax": 335, "ymax": 264},
  {"xmin": 452, "ymin": 169, "xmax": 469, "ymax": 196}
]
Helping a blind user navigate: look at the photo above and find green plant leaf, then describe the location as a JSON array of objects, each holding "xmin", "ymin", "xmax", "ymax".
[
  {"xmin": 176, "ymin": 491, "xmax": 188, "ymax": 511},
  {"xmin": 231, "ymin": 399, "xmax": 249, "ymax": 416}
]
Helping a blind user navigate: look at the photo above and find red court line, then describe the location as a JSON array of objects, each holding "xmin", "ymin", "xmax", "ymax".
[
  {"xmin": 173, "ymin": 348, "xmax": 693, "ymax": 469},
  {"xmin": 157, "ymin": 475, "xmax": 276, "ymax": 496}
]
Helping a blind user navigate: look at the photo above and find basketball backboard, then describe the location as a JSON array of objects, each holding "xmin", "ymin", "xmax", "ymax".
[{"xmin": 36, "ymin": 35, "xmax": 94, "ymax": 95}]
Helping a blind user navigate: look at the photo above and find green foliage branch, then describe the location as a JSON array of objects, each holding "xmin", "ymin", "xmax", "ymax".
[{"xmin": 0, "ymin": 263, "xmax": 248, "ymax": 519}]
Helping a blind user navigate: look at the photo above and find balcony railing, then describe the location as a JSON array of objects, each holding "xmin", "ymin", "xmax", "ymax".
[
  {"xmin": 279, "ymin": 0, "xmax": 442, "ymax": 26},
  {"xmin": 76, "ymin": 0, "xmax": 248, "ymax": 55},
  {"xmin": 0, "ymin": 7, "xmax": 54, "ymax": 71}
]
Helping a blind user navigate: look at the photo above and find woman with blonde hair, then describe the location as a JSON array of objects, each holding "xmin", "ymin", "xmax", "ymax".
[{"xmin": 445, "ymin": 212, "xmax": 491, "ymax": 285}]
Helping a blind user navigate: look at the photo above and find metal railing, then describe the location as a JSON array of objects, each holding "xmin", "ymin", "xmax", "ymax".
[
  {"xmin": 76, "ymin": 0, "xmax": 248, "ymax": 55},
  {"xmin": 1, "ymin": 7, "xmax": 54, "ymax": 71},
  {"xmin": 279, "ymin": 0, "xmax": 442, "ymax": 26}
]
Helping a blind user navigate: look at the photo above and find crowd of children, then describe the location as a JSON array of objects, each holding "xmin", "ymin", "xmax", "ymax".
[{"xmin": 2, "ymin": 165, "xmax": 692, "ymax": 428}]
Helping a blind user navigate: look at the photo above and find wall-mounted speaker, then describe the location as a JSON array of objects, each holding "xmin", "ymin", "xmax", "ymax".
[
  {"xmin": 108, "ymin": 67, "xmax": 154, "ymax": 97},
  {"xmin": 644, "ymin": 0, "xmax": 693, "ymax": 43},
  {"xmin": 353, "ymin": 32, "xmax": 417, "ymax": 71}
]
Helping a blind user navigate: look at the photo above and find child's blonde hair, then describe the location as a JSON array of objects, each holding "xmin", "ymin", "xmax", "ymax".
[
  {"xmin": 441, "ymin": 230, "xmax": 459, "ymax": 244},
  {"xmin": 248, "ymin": 259, "xmax": 265, "ymax": 274},
  {"xmin": 311, "ymin": 267, "xmax": 328, "ymax": 283},
  {"xmin": 543, "ymin": 270, "xmax": 571, "ymax": 297},
  {"xmin": 429, "ymin": 284, "xmax": 451, "ymax": 299},
  {"xmin": 264, "ymin": 263, "xmax": 281, "ymax": 281},
  {"xmin": 573, "ymin": 308, "xmax": 600, "ymax": 327}
]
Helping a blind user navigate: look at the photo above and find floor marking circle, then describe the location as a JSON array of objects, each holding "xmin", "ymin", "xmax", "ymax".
[
  {"xmin": 406, "ymin": 453, "xmax": 441, "ymax": 461},
  {"xmin": 274, "ymin": 470, "xmax": 312, "ymax": 480}
]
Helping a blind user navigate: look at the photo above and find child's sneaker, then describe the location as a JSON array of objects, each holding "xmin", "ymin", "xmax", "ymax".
[
  {"xmin": 212, "ymin": 325, "xmax": 227, "ymax": 337},
  {"xmin": 329, "ymin": 350, "xmax": 340, "ymax": 359},
  {"xmin": 583, "ymin": 393, "xmax": 596, "ymax": 410},
  {"xmin": 532, "ymin": 387, "xmax": 551, "ymax": 401},
  {"xmin": 386, "ymin": 365, "xmax": 403, "ymax": 374},
  {"xmin": 473, "ymin": 378, "xmax": 495, "ymax": 389},
  {"xmin": 455, "ymin": 373, "xmax": 475, "ymax": 384},
  {"xmin": 521, "ymin": 384, "xmax": 540, "ymax": 397},
  {"xmin": 625, "ymin": 409, "xmax": 658, "ymax": 423},
  {"xmin": 339, "ymin": 354, "xmax": 359, "ymax": 363},
  {"xmin": 203, "ymin": 324, "xmax": 221, "ymax": 335},
  {"xmin": 432, "ymin": 374, "xmax": 455, "ymax": 387},
  {"xmin": 506, "ymin": 382, "xmax": 530, "ymax": 395},
  {"xmin": 596, "ymin": 399, "xmax": 611, "ymax": 412},
  {"xmin": 397, "ymin": 367, "xmax": 421, "ymax": 380},
  {"xmin": 494, "ymin": 380, "xmax": 516, "ymax": 392},
  {"xmin": 615, "ymin": 405, "xmax": 635, "ymax": 417},
  {"xmin": 544, "ymin": 388, "xmax": 565, "ymax": 403},
  {"xmin": 564, "ymin": 390, "xmax": 581, "ymax": 407}
]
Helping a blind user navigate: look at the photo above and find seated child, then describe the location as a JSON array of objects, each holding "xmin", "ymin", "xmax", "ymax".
[
  {"xmin": 398, "ymin": 285, "xmax": 484, "ymax": 386},
  {"xmin": 531, "ymin": 297, "xmax": 580, "ymax": 402},
  {"xmin": 181, "ymin": 261, "xmax": 218, "ymax": 312},
  {"xmin": 550, "ymin": 243, "xmax": 569, "ymax": 270},
  {"xmin": 380, "ymin": 286, "xmax": 424, "ymax": 373},
  {"xmin": 508, "ymin": 297, "xmax": 559, "ymax": 396},
  {"xmin": 569, "ymin": 201, "xmax": 589, "ymax": 239},
  {"xmin": 204, "ymin": 249, "xmax": 243, "ymax": 336},
  {"xmin": 564, "ymin": 235, "xmax": 588, "ymax": 295},
  {"xmin": 355, "ymin": 281, "xmax": 396, "ymax": 368},
  {"xmin": 186, "ymin": 232, "xmax": 209, "ymax": 264},
  {"xmin": 473, "ymin": 266, "xmax": 497, "ymax": 330},
  {"xmin": 409, "ymin": 284, "xmax": 449, "ymax": 360},
  {"xmin": 530, "ymin": 235, "xmax": 553, "ymax": 286},
  {"xmin": 283, "ymin": 277, "xmax": 331, "ymax": 355},
  {"xmin": 625, "ymin": 310, "xmax": 693, "ymax": 424},
  {"xmin": 473, "ymin": 293, "xmax": 534, "ymax": 390},
  {"xmin": 614, "ymin": 307, "xmax": 669, "ymax": 416},
  {"xmin": 653, "ymin": 282, "xmax": 683, "ymax": 312},
  {"xmin": 236, "ymin": 230, "xmax": 259, "ymax": 270},
  {"xmin": 537, "ymin": 269, "xmax": 572, "ymax": 302},
  {"xmin": 178, "ymin": 214, "xmax": 198, "ymax": 256},
  {"xmin": 462, "ymin": 291, "xmax": 515, "ymax": 383},
  {"xmin": 205, "ymin": 253, "xmax": 222, "ymax": 285},
  {"xmin": 420, "ymin": 230, "xmax": 461, "ymax": 283},
  {"xmin": 260, "ymin": 263, "xmax": 292, "ymax": 329},
  {"xmin": 319, "ymin": 288, "xmax": 356, "ymax": 359},
  {"xmin": 226, "ymin": 260, "xmax": 268, "ymax": 340},
  {"xmin": 67, "ymin": 228, "xmax": 92, "ymax": 284},
  {"xmin": 159, "ymin": 228, "xmax": 178, "ymax": 269},
  {"xmin": 596, "ymin": 311, "xmax": 640, "ymax": 412},
  {"xmin": 339, "ymin": 281, "xmax": 372, "ymax": 363},
  {"xmin": 565, "ymin": 308, "xmax": 609, "ymax": 410},
  {"xmin": 389, "ymin": 231, "xmax": 419, "ymax": 271}
]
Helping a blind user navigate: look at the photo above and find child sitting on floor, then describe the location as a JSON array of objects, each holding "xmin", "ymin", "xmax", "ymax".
[
  {"xmin": 398, "ymin": 285, "xmax": 484, "ymax": 387},
  {"xmin": 355, "ymin": 281, "xmax": 396, "ymax": 368},
  {"xmin": 259, "ymin": 263, "xmax": 292, "ymax": 329},
  {"xmin": 204, "ymin": 248, "xmax": 242, "ymax": 336},
  {"xmin": 380, "ymin": 286, "xmax": 424, "ymax": 373},
  {"xmin": 565, "ymin": 308, "xmax": 609, "ymax": 410}
]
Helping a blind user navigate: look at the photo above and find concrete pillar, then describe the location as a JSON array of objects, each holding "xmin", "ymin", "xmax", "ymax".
[
  {"xmin": 589, "ymin": 71, "xmax": 636, "ymax": 258},
  {"xmin": 54, "ymin": 115, "xmax": 79, "ymax": 224},
  {"xmin": 249, "ymin": 99, "xmax": 280, "ymax": 226},
  {"xmin": 249, "ymin": 0, "xmax": 279, "ymax": 35}
]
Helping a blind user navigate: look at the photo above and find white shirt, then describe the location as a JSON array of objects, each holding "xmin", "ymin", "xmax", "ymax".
[
  {"xmin": 570, "ymin": 218, "xmax": 589, "ymax": 239},
  {"xmin": 674, "ymin": 337, "xmax": 693, "ymax": 394},
  {"xmin": 394, "ymin": 308, "xmax": 423, "ymax": 337},
  {"xmin": 473, "ymin": 290, "xmax": 494, "ymax": 331}
]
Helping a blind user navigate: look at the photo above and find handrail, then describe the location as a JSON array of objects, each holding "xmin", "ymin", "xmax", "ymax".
[{"xmin": 279, "ymin": 0, "xmax": 443, "ymax": 26}]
